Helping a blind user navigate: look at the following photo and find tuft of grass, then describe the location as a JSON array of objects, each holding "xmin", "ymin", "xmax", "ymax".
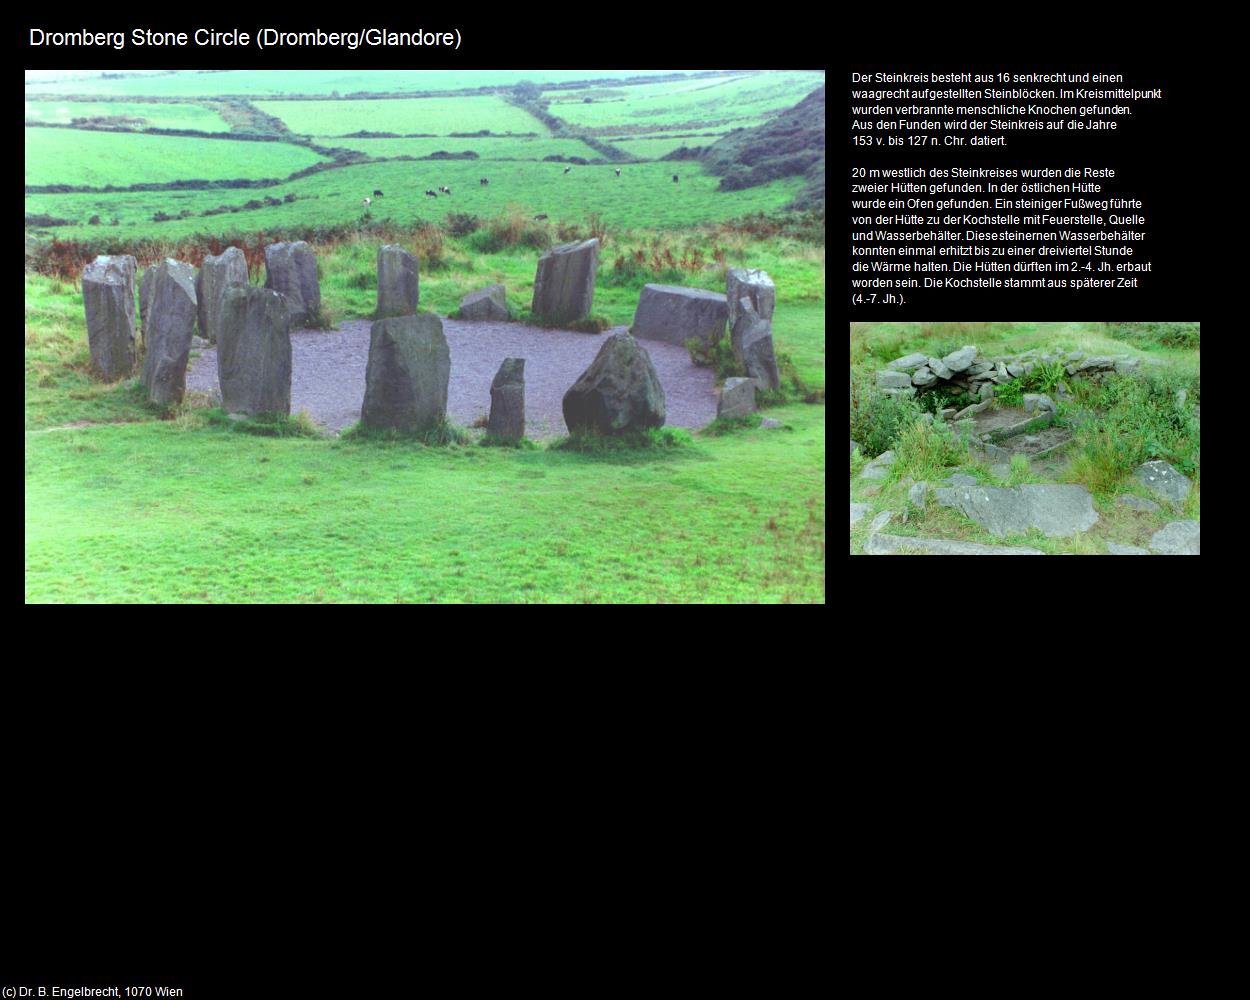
[
  {"xmin": 480, "ymin": 433, "xmax": 537, "ymax": 449},
  {"xmin": 891, "ymin": 417, "xmax": 964, "ymax": 481},
  {"xmin": 340, "ymin": 418, "xmax": 471, "ymax": 446},
  {"xmin": 567, "ymin": 314, "xmax": 611, "ymax": 334},
  {"xmin": 701, "ymin": 414, "xmax": 756, "ymax": 437},
  {"xmin": 203, "ymin": 408, "xmax": 322, "ymax": 437},
  {"xmin": 686, "ymin": 335, "xmax": 746, "ymax": 381},
  {"xmin": 550, "ymin": 426, "xmax": 692, "ymax": 454}
]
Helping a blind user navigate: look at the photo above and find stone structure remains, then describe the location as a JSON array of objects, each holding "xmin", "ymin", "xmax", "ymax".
[
  {"xmin": 140, "ymin": 259, "xmax": 198, "ymax": 405},
  {"xmin": 376, "ymin": 244, "xmax": 419, "ymax": 319},
  {"xmin": 531, "ymin": 238, "xmax": 598, "ymax": 325},
  {"xmin": 360, "ymin": 313, "xmax": 451, "ymax": 432},
  {"xmin": 82, "ymin": 254, "xmax": 137, "ymax": 380},
  {"xmin": 876, "ymin": 345, "xmax": 1142, "ymax": 401},
  {"xmin": 217, "ymin": 285, "xmax": 292, "ymax": 416},
  {"xmin": 264, "ymin": 241, "xmax": 321, "ymax": 326},
  {"xmin": 563, "ymin": 332, "xmax": 666, "ymax": 434}
]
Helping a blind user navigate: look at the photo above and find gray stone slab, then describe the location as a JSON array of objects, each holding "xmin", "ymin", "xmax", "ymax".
[
  {"xmin": 864, "ymin": 533, "xmax": 1045, "ymax": 555},
  {"xmin": 1149, "ymin": 521, "xmax": 1200, "ymax": 555},
  {"xmin": 1134, "ymin": 461, "xmax": 1192, "ymax": 505},
  {"xmin": 851, "ymin": 503, "xmax": 872, "ymax": 526},
  {"xmin": 934, "ymin": 483, "xmax": 1099, "ymax": 538}
]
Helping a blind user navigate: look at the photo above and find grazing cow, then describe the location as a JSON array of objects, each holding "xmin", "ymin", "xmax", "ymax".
[
  {"xmin": 533, "ymin": 214, "xmax": 548, "ymax": 221},
  {"xmin": 479, "ymin": 177, "xmax": 489, "ymax": 186},
  {"xmin": 443, "ymin": 187, "xmax": 451, "ymax": 195},
  {"xmin": 362, "ymin": 197, "xmax": 372, "ymax": 206},
  {"xmin": 672, "ymin": 174, "xmax": 679, "ymax": 183},
  {"xmin": 563, "ymin": 166, "xmax": 571, "ymax": 174},
  {"xmin": 615, "ymin": 168, "xmax": 621, "ymax": 177},
  {"xmin": 425, "ymin": 189, "xmax": 438, "ymax": 198},
  {"xmin": 373, "ymin": 189, "xmax": 384, "ymax": 197}
]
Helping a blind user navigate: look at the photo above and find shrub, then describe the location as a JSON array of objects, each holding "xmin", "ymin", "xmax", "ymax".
[
  {"xmin": 849, "ymin": 379, "xmax": 924, "ymax": 458},
  {"xmin": 444, "ymin": 212, "xmax": 480, "ymax": 236},
  {"xmin": 893, "ymin": 417, "xmax": 964, "ymax": 480},
  {"xmin": 471, "ymin": 208, "xmax": 552, "ymax": 253},
  {"xmin": 1107, "ymin": 322, "xmax": 1200, "ymax": 350},
  {"xmin": 685, "ymin": 336, "xmax": 745, "ymax": 381}
]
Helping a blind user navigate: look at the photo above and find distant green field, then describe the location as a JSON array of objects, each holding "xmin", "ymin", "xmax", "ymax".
[
  {"xmin": 608, "ymin": 134, "xmax": 724, "ymax": 158},
  {"xmin": 546, "ymin": 71, "xmax": 825, "ymax": 132},
  {"xmin": 24, "ymin": 69, "xmax": 697, "ymax": 98},
  {"xmin": 312, "ymin": 135, "xmax": 602, "ymax": 160},
  {"xmin": 24, "ymin": 100, "xmax": 231, "ymax": 131},
  {"xmin": 24, "ymin": 128, "xmax": 329, "ymax": 187},
  {"xmin": 255, "ymin": 96, "xmax": 546, "ymax": 136},
  {"xmin": 26, "ymin": 161, "xmax": 806, "ymax": 238}
]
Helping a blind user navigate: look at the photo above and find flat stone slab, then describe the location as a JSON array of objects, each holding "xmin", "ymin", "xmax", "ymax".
[
  {"xmin": 864, "ymin": 533, "xmax": 1044, "ymax": 555},
  {"xmin": 887, "ymin": 352, "xmax": 929, "ymax": 373},
  {"xmin": 868, "ymin": 511, "xmax": 892, "ymax": 533},
  {"xmin": 631, "ymin": 283, "xmax": 728, "ymax": 347},
  {"xmin": 859, "ymin": 450, "xmax": 895, "ymax": 480},
  {"xmin": 1149, "ymin": 521, "xmax": 1200, "ymax": 555},
  {"xmin": 934, "ymin": 483, "xmax": 1099, "ymax": 538},
  {"xmin": 850, "ymin": 503, "xmax": 872, "ymax": 527},
  {"xmin": 1117, "ymin": 494, "xmax": 1162, "ymax": 514},
  {"xmin": 1107, "ymin": 542, "xmax": 1150, "ymax": 555},
  {"xmin": 1134, "ymin": 461, "xmax": 1192, "ymax": 505}
]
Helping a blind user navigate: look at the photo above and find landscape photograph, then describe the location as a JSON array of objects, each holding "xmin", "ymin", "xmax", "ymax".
[
  {"xmin": 850, "ymin": 321, "xmax": 1200, "ymax": 554},
  {"xmin": 24, "ymin": 68, "xmax": 827, "ymax": 602}
]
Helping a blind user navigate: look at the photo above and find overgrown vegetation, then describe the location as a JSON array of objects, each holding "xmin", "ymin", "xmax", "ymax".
[
  {"xmin": 551, "ymin": 427, "xmax": 692, "ymax": 454},
  {"xmin": 1106, "ymin": 322, "xmax": 1200, "ymax": 350}
]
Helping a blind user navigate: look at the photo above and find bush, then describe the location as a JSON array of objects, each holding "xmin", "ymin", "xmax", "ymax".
[
  {"xmin": 849, "ymin": 378, "xmax": 924, "ymax": 458},
  {"xmin": 1107, "ymin": 322, "xmax": 1200, "ymax": 350},
  {"xmin": 685, "ymin": 336, "xmax": 745, "ymax": 381},
  {"xmin": 471, "ymin": 209, "xmax": 552, "ymax": 253},
  {"xmin": 893, "ymin": 417, "xmax": 965, "ymax": 480},
  {"xmin": 443, "ymin": 212, "xmax": 480, "ymax": 236}
]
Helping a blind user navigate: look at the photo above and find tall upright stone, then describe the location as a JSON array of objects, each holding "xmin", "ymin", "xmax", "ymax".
[
  {"xmin": 730, "ymin": 297, "xmax": 781, "ymax": 391},
  {"xmin": 196, "ymin": 246, "xmax": 248, "ymax": 344},
  {"xmin": 141, "ymin": 259, "xmax": 198, "ymax": 405},
  {"xmin": 376, "ymin": 244, "xmax": 419, "ymax": 319},
  {"xmin": 487, "ymin": 358, "xmax": 525, "ymax": 441},
  {"xmin": 217, "ymin": 285, "xmax": 291, "ymax": 416},
  {"xmin": 726, "ymin": 268, "xmax": 776, "ymax": 330},
  {"xmin": 630, "ymin": 284, "xmax": 728, "ymax": 347},
  {"xmin": 531, "ymin": 238, "xmax": 598, "ymax": 325},
  {"xmin": 82, "ymin": 255, "xmax": 136, "ymax": 380},
  {"xmin": 360, "ymin": 313, "xmax": 450, "ymax": 432},
  {"xmin": 562, "ymin": 332, "xmax": 666, "ymax": 434},
  {"xmin": 264, "ymin": 240, "xmax": 320, "ymax": 326}
]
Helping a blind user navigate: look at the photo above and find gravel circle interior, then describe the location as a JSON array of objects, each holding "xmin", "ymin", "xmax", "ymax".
[{"xmin": 185, "ymin": 317, "xmax": 719, "ymax": 437}]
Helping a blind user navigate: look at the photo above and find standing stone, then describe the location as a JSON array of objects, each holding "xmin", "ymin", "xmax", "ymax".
[
  {"xmin": 196, "ymin": 247, "xmax": 249, "ymax": 344},
  {"xmin": 487, "ymin": 358, "xmax": 525, "ymax": 441},
  {"xmin": 458, "ymin": 283, "xmax": 511, "ymax": 321},
  {"xmin": 264, "ymin": 240, "xmax": 320, "ymax": 326},
  {"xmin": 531, "ymin": 238, "xmax": 598, "ymax": 325},
  {"xmin": 139, "ymin": 266, "xmax": 157, "ymax": 345},
  {"xmin": 141, "ymin": 260, "xmax": 197, "ymax": 405},
  {"xmin": 217, "ymin": 285, "xmax": 291, "ymax": 416},
  {"xmin": 82, "ymin": 255, "xmax": 136, "ymax": 380},
  {"xmin": 360, "ymin": 313, "xmax": 450, "ymax": 432},
  {"xmin": 717, "ymin": 377, "xmax": 757, "ymax": 419},
  {"xmin": 562, "ymin": 331, "xmax": 665, "ymax": 434},
  {"xmin": 725, "ymin": 268, "xmax": 776, "ymax": 330},
  {"xmin": 730, "ymin": 298, "xmax": 781, "ymax": 391},
  {"xmin": 631, "ymin": 284, "xmax": 729, "ymax": 347},
  {"xmin": 376, "ymin": 244, "xmax": 419, "ymax": 319}
]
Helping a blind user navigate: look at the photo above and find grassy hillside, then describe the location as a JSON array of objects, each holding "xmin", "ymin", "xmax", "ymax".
[
  {"xmin": 24, "ymin": 99, "xmax": 232, "ymax": 131},
  {"xmin": 699, "ymin": 87, "xmax": 825, "ymax": 209}
]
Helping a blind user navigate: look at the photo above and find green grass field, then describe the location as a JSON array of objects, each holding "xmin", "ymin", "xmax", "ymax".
[
  {"xmin": 545, "ymin": 71, "xmax": 824, "ymax": 132},
  {"xmin": 608, "ymin": 134, "xmax": 726, "ymax": 158},
  {"xmin": 309, "ymin": 135, "xmax": 603, "ymax": 160},
  {"xmin": 27, "ymin": 161, "xmax": 807, "ymax": 239},
  {"xmin": 254, "ymin": 96, "xmax": 546, "ymax": 136},
  {"xmin": 24, "ymin": 69, "xmax": 694, "ymax": 98},
  {"xmin": 24, "ymin": 100, "xmax": 232, "ymax": 131},
  {"xmin": 25, "ymin": 127, "xmax": 329, "ymax": 187}
]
